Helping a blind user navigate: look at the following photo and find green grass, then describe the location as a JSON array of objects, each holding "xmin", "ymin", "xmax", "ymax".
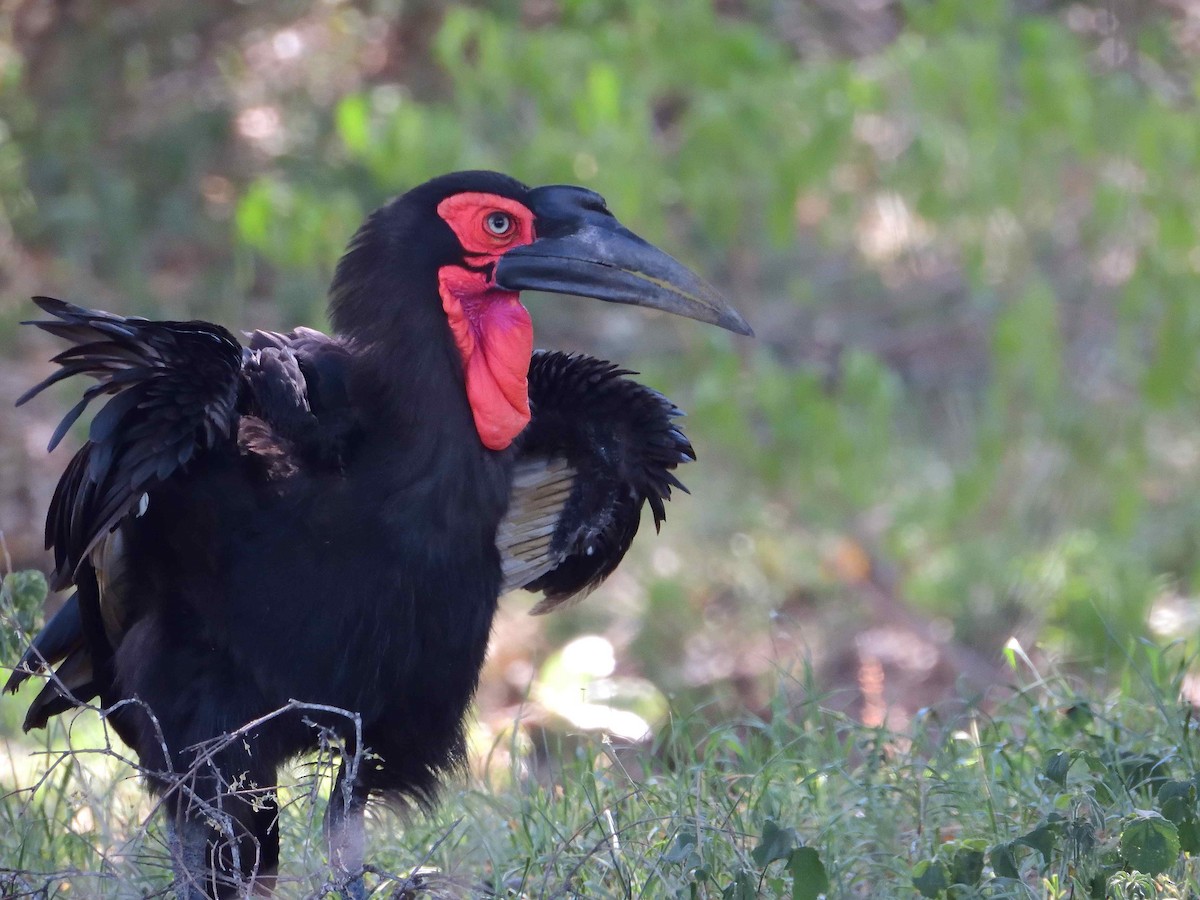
[{"xmin": 4, "ymin": 643, "xmax": 1200, "ymax": 898}]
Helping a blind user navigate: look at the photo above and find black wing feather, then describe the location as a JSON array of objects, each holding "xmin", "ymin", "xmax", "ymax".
[
  {"xmin": 2, "ymin": 592, "xmax": 84, "ymax": 695},
  {"xmin": 504, "ymin": 350, "xmax": 694, "ymax": 613},
  {"xmin": 17, "ymin": 296, "xmax": 244, "ymax": 590},
  {"xmin": 9, "ymin": 298, "xmax": 353, "ymax": 730}
]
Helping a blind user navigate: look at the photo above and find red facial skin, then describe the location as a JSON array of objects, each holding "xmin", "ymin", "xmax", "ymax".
[{"xmin": 436, "ymin": 192, "xmax": 537, "ymax": 451}]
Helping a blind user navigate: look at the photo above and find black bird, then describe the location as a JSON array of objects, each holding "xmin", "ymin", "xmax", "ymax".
[{"xmin": 5, "ymin": 171, "xmax": 750, "ymax": 897}]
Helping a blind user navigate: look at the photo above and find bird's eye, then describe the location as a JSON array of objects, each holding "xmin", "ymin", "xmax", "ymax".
[{"xmin": 484, "ymin": 211, "xmax": 514, "ymax": 236}]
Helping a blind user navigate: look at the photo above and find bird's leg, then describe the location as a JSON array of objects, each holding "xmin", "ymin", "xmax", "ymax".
[
  {"xmin": 167, "ymin": 814, "xmax": 214, "ymax": 900},
  {"xmin": 164, "ymin": 763, "xmax": 279, "ymax": 898},
  {"xmin": 248, "ymin": 789, "xmax": 281, "ymax": 896},
  {"xmin": 324, "ymin": 761, "xmax": 368, "ymax": 900}
]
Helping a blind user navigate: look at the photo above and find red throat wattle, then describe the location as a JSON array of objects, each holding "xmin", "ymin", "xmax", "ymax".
[
  {"xmin": 438, "ymin": 267, "xmax": 532, "ymax": 450},
  {"xmin": 436, "ymin": 193, "xmax": 538, "ymax": 451}
]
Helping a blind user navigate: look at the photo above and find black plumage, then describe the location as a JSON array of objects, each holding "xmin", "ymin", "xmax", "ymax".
[
  {"xmin": 518, "ymin": 351, "xmax": 694, "ymax": 609},
  {"xmin": 6, "ymin": 171, "xmax": 749, "ymax": 897}
]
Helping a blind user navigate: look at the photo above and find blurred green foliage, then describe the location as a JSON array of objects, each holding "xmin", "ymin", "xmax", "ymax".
[
  {"xmin": 0, "ymin": 569, "xmax": 46, "ymax": 663},
  {"xmin": 5, "ymin": 0, "xmax": 1200, "ymax": 694}
]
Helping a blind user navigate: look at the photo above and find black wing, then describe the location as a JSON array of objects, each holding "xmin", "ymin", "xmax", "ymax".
[
  {"xmin": 5, "ymin": 298, "xmax": 328, "ymax": 727},
  {"xmin": 498, "ymin": 351, "xmax": 693, "ymax": 614},
  {"xmin": 16, "ymin": 297, "xmax": 246, "ymax": 589},
  {"xmin": 3, "ymin": 591, "xmax": 89, "ymax": 728}
]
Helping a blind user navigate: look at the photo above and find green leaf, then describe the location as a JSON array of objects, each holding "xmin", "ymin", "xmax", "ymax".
[
  {"xmin": 912, "ymin": 858, "xmax": 949, "ymax": 898},
  {"xmin": 1119, "ymin": 813, "xmax": 1181, "ymax": 876},
  {"xmin": 1119, "ymin": 752, "xmax": 1169, "ymax": 793},
  {"xmin": 988, "ymin": 842, "xmax": 1020, "ymax": 879},
  {"xmin": 787, "ymin": 847, "xmax": 829, "ymax": 900},
  {"xmin": 722, "ymin": 870, "xmax": 757, "ymax": 900},
  {"xmin": 1016, "ymin": 817, "xmax": 1063, "ymax": 866},
  {"xmin": 1157, "ymin": 780, "xmax": 1197, "ymax": 825},
  {"xmin": 752, "ymin": 818, "xmax": 799, "ymax": 866},
  {"xmin": 665, "ymin": 828, "xmax": 699, "ymax": 865},
  {"xmin": 1044, "ymin": 749, "xmax": 1072, "ymax": 788},
  {"xmin": 949, "ymin": 844, "xmax": 984, "ymax": 886},
  {"xmin": 1179, "ymin": 819, "xmax": 1200, "ymax": 854}
]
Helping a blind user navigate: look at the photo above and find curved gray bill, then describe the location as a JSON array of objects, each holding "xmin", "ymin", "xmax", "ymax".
[{"xmin": 494, "ymin": 221, "xmax": 753, "ymax": 337}]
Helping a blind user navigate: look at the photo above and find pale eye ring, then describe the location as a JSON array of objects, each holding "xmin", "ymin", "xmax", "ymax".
[{"xmin": 484, "ymin": 211, "xmax": 514, "ymax": 236}]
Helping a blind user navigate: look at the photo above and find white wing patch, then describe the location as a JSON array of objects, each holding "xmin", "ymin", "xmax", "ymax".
[{"xmin": 497, "ymin": 457, "xmax": 575, "ymax": 595}]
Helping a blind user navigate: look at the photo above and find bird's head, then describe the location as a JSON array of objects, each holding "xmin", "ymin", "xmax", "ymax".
[{"xmin": 330, "ymin": 171, "xmax": 750, "ymax": 451}]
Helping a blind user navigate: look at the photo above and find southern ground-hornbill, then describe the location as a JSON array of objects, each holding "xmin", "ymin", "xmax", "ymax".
[{"xmin": 5, "ymin": 171, "xmax": 750, "ymax": 897}]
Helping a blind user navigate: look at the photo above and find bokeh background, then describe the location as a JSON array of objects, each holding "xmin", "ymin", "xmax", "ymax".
[{"xmin": 3, "ymin": 0, "xmax": 1200, "ymax": 748}]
